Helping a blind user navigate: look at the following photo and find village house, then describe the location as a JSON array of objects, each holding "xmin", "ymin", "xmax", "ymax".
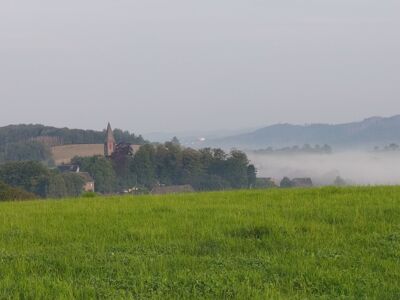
[
  {"xmin": 78, "ymin": 172, "xmax": 95, "ymax": 193},
  {"xmin": 292, "ymin": 178, "xmax": 313, "ymax": 187},
  {"xmin": 256, "ymin": 177, "xmax": 279, "ymax": 188},
  {"xmin": 57, "ymin": 164, "xmax": 80, "ymax": 173},
  {"xmin": 57, "ymin": 164, "xmax": 95, "ymax": 192}
]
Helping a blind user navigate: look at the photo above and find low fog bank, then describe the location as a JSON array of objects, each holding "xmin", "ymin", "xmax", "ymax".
[{"xmin": 247, "ymin": 151, "xmax": 400, "ymax": 186}]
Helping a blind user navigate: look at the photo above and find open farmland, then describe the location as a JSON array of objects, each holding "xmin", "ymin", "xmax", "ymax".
[
  {"xmin": 51, "ymin": 144, "xmax": 104, "ymax": 165},
  {"xmin": 0, "ymin": 187, "xmax": 399, "ymax": 299}
]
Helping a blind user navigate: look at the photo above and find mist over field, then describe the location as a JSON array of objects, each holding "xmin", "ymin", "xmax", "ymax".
[{"xmin": 248, "ymin": 151, "xmax": 400, "ymax": 186}]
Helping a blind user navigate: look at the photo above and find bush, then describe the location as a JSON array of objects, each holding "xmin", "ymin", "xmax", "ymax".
[
  {"xmin": 0, "ymin": 181, "xmax": 36, "ymax": 201},
  {"xmin": 81, "ymin": 191, "xmax": 97, "ymax": 198},
  {"xmin": 334, "ymin": 176, "xmax": 347, "ymax": 186},
  {"xmin": 280, "ymin": 177, "xmax": 294, "ymax": 188},
  {"xmin": 255, "ymin": 178, "xmax": 278, "ymax": 189},
  {"xmin": 0, "ymin": 161, "xmax": 50, "ymax": 197}
]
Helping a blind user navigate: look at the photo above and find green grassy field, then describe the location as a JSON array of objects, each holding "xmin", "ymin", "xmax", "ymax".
[{"xmin": 0, "ymin": 187, "xmax": 399, "ymax": 299}]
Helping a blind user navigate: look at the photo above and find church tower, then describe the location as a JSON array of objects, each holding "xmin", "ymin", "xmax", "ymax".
[{"xmin": 104, "ymin": 122, "xmax": 116, "ymax": 157}]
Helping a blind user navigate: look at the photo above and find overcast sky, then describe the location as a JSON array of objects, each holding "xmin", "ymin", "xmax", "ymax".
[{"xmin": 1, "ymin": 0, "xmax": 399, "ymax": 135}]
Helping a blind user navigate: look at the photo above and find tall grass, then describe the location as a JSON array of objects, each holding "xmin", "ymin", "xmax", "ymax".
[{"xmin": 0, "ymin": 187, "xmax": 399, "ymax": 299}]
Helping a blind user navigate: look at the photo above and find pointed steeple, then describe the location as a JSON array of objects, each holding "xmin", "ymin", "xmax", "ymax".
[
  {"xmin": 105, "ymin": 122, "xmax": 116, "ymax": 144},
  {"xmin": 104, "ymin": 122, "xmax": 116, "ymax": 156}
]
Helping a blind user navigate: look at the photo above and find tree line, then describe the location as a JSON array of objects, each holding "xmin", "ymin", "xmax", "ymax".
[
  {"xmin": 0, "ymin": 141, "xmax": 257, "ymax": 200},
  {"xmin": 0, "ymin": 141, "xmax": 53, "ymax": 165},
  {"xmin": 374, "ymin": 143, "xmax": 400, "ymax": 152},
  {"xmin": 0, "ymin": 161, "xmax": 85, "ymax": 200},
  {"xmin": 72, "ymin": 141, "xmax": 257, "ymax": 193},
  {"xmin": 0, "ymin": 124, "xmax": 145, "ymax": 146},
  {"xmin": 252, "ymin": 144, "xmax": 332, "ymax": 155}
]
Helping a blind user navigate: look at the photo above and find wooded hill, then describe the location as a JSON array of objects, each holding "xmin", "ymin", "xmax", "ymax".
[{"xmin": 0, "ymin": 124, "xmax": 146, "ymax": 163}]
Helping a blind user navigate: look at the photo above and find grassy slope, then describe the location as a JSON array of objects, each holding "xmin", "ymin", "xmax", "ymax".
[{"xmin": 0, "ymin": 187, "xmax": 399, "ymax": 299}]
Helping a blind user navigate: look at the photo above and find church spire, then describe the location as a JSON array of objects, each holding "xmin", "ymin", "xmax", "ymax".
[
  {"xmin": 105, "ymin": 122, "xmax": 116, "ymax": 144},
  {"xmin": 104, "ymin": 122, "xmax": 116, "ymax": 156}
]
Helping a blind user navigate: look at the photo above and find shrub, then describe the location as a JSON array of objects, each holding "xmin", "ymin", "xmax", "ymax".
[
  {"xmin": 280, "ymin": 177, "xmax": 294, "ymax": 188},
  {"xmin": 81, "ymin": 191, "xmax": 97, "ymax": 198},
  {"xmin": 0, "ymin": 181, "xmax": 36, "ymax": 201}
]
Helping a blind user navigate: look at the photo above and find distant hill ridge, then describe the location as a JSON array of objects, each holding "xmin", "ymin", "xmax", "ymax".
[
  {"xmin": 0, "ymin": 124, "xmax": 145, "ymax": 146},
  {"xmin": 208, "ymin": 115, "xmax": 400, "ymax": 150}
]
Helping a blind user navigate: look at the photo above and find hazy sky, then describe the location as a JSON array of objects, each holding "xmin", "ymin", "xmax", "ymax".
[{"xmin": 1, "ymin": 0, "xmax": 399, "ymax": 135}]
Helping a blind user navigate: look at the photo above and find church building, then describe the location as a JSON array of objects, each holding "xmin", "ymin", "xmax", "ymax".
[
  {"xmin": 51, "ymin": 122, "xmax": 140, "ymax": 165},
  {"xmin": 104, "ymin": 122, "xmax": 116, "ymax": 157}
]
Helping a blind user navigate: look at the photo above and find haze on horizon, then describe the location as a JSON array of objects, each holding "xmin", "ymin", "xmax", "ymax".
[{"xmin": 1, "ymin": 0, "xmax": 399, "ymax": 135}]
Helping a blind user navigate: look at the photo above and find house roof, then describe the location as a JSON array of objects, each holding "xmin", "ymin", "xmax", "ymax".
[
  {"xmin": 57, "ymin": 164, "xmax": 80, "ymax": 173},
  {"xmin": 292, "ymin": 178, "xmax": 313, "ymax": 187},
  {"xmin": 77, "ymin": 172, "xmax": 94, "ymax": 183}
]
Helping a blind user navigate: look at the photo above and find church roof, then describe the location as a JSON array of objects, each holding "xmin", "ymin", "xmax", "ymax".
[{"xmin": 105, "ymin": 122, "xmax": 116, "ymax": 143}]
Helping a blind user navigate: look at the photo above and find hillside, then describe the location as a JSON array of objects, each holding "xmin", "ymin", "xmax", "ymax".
[
  {"xmin": 208, "ymin": 115, "xmax": 400, "ymax": 150},
  {"xmin": 0, "ymin": 187, "xmax": 398, "ymax": 298},
  {"xmin": 0, "ymin": 124, "xmax": 146, "ymax": 164},
  {"xmin": 0, "ymin": 124, "xmax": 145, "ymax": 146}
]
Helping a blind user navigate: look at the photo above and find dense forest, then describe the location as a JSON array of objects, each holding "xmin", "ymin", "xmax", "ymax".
[
  {"xmin": 0, "ymin": 124, "xmax": 146, "ymax": 163},
  {"xmin": 0, "ymin": 141, "xmax": 53, "ymax": 164}
]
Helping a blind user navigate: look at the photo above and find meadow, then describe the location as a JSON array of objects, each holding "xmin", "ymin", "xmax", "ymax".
[{"xmin": 0, "ymin": 187, "xmax": 399, "ymax": 299}]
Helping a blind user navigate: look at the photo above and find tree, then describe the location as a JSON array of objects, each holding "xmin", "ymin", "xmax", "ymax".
[
  {"xmin": 280, "ymin": 177, "xmax": 293, "ymax": 188},
  {"xmin": 0, "ymin": 181, "xmax": 36, "ymax": 201},
  {"xmin": 47, "ymin": 173, "xmax": 68, "ymax": 198},
  {"xmin": 247, "ymin": 164, "xmax": 257, "ymax": 188},
  {"xmin": 255, "ymin": 178, "xmax": 277, "ymax": 189},
  {"xmin": 195, "ymin": 174, "xmax": 230, "ymax": 191},
  {"xmin": 224, "ymin": 150, "xmax": 249, "ymax": 188},
  {"xmin": 0, "ymin": 161, "xmax": 85, "ymax": 198},
  {"xmin": 132, "ymin": 144, "xmax": 156, "ymax": 188},
  {"xmin": 0, "ymin": 124, "xmax": 146, "ymax": 147},
  {"xmin": 113, "ymin": 129, "xmax": 146, "ymax": 144},
  {"xmin": 111, "ymin": 143, "xmax": 136, "ymax": 189},
  {"xmin": 181, "ymin": 148, "xmax": 204, "ymax": 186},
  {"xmin": 1, "ymin": 141, "xmax": 53, "ymax": 165},
  {"xmin": 155, "ymin": 142, "xmax": 182, "ymax": 185},
  {"xmin": 321, "ymin": 144, "xmax": 332, "ymax": 154},
  {"xmin": 62, "ymin": 172, "xmax": 85, "ymax": 196},
  {"xmin": 334, "ymin": 176, "xmax": 346, "ymax": 186},
  {"xmin": 206, "ymin": 148, "xmax": 227, "ymax": 178},
  {"xmin": 46, "ymin": 172, "xmax": 85, "ymax": 198},
  {"xmin": 171, "ymin": 136, "xmax": 181, "ymax": 146},
  {"xmin": 125, "ymin": 142, "xmax": 256, "ymax": 192},
  {"xmin": 72, "ymin": 156, "xmax": 117, "ymax": 193},
  {"xmin": 0, "ymin": 161, "xmax": 50, "ymax": 197}
]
